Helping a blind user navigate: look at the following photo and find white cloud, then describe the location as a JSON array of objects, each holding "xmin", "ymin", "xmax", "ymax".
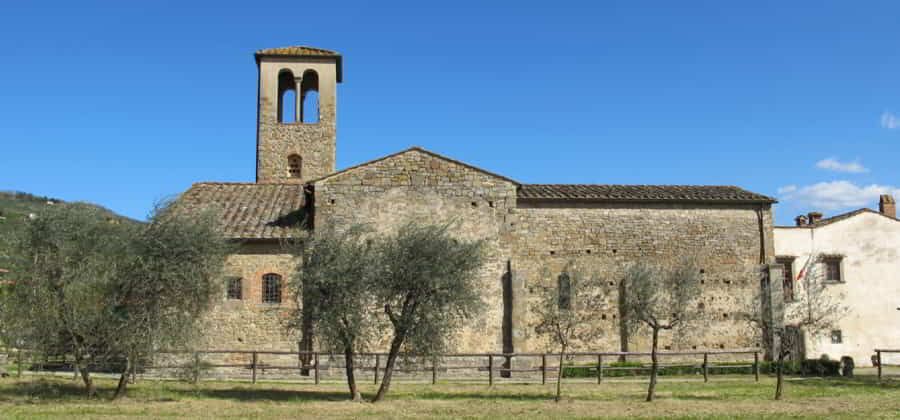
[
  {"xmin": 777, "ymin": 185, "xmax": 797, "ymax": 195},
  {"xmin": 778, "ymin": 180, "xmax": 900, "ymax": 211},
  {"xmin": 815, "ymin": 157, "xmax": 868, "ymax": 173},
  {"xmin": 882, "ymin": 111, "xmax": 900, "ymax": 129}
]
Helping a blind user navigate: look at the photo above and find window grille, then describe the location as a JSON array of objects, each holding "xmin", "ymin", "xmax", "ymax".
[
  {"xmin": 226, "ymin": 277, "xmax": 242, "ymax": 300},
  {"xmin": 824, "ymin": 258, "xmax": 842, "ymax": 283},
  {"xmin": 263, "ymin": 273, "xmax": 282, "ymax": 304}
]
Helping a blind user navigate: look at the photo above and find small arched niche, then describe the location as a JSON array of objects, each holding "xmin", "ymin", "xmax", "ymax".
[{"xmin": 288, "ymin": 154, "xmax": 302, "ymax": 179}]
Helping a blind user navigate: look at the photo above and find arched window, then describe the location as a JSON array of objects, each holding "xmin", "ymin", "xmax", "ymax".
[
  {"xmin": 300, "ymin": 70, "xmax": 319, "ymax": 124},
  {"xmin": 262, "ymin": 273, "xmax": 282, "ymax": 304},
  {"xmin": 558, "ymin": 272, "xmax": 571, "ymax": 310},
  {"xmin": 277, "ymin": 70, "xmax": 296, "ymax": 123},
  {"xmin": 288, "ymin": 154, "xmax": 302, "ymax": 178}
]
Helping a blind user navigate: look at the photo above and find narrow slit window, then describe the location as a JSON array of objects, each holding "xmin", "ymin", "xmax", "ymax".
[{"xmin": 558, "ymin": 272, "xmax": 571, "ymax": 310}]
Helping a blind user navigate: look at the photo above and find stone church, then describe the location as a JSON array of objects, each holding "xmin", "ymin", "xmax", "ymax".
[{"xmin": 176, "ymin": 46, "xmax": 777, "ymax": 356}]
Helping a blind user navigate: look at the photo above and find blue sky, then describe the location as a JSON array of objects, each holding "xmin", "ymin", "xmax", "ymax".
[{"xmin": 2, "ymin": 1, "xmax": 899, "ymax": 225}]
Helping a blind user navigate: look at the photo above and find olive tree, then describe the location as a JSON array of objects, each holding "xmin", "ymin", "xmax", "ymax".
[
  {"xmin": 108, "ymin": 203, "xmax": 230, "ymax": 399},
  {"xmin": 290, "ymin": 225, "xmax": 378, "ymax": 401},
  {"xmin": 749, "ymin": 256, "xmax": 847, "ymax": 400},
  {"xmin": 621, "ymin": 259, "xmax": 702, "ymax": 402},
  {"xmin": 531, "ymin": 261, "xmax": 609, "ymax": 402},
  {"xmin": 0, "ymin": 202, "xmax": 229, "ymax": 399},
  {"xmin": 0, "ymin": 203, "xmax": 128, "ymax": 397},
  {"xmin": 370, "ymin": 222, "xmax": 486, "ymax": 403}
]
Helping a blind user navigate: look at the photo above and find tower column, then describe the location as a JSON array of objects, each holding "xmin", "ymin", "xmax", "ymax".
[{"xmin": 294, "ymin": 76, "xmax": 303, "ymax": 123}]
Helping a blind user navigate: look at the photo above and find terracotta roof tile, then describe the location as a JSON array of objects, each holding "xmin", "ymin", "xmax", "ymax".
[
  {"xmin": 254, "ymin": 46, "xmax": 343, "ymax": 82},
  {"xmin": 173, "ymin": 183, "xmax": 307, "ymax": 239},
  {"xmin": 255, "ymin": 46, "xmax": 340, "ymax": 58},
  {"xmin": 518, "ymin": 184, "xmax": 775, "ymax": 203}
]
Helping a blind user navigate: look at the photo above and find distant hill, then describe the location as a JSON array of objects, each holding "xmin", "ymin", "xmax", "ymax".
[{"xmin": 0, "ymin": 191, "xmax": 136, "ymax": 263}]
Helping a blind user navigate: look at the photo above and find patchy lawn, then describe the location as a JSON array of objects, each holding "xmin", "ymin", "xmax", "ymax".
[{"xmin": 0, "ymin": 375, "xmax": 898, "ymax": 419}]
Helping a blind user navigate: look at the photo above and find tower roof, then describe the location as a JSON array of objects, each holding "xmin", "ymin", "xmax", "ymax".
[{"xmin": 255, "ymin": 46, "xmax": 342, "ymax": 82}]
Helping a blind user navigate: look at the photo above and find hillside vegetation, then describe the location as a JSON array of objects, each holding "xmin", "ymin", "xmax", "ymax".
[{"xmin": 0, "ymin": 191, "xmax": 133, "ymax": 264}]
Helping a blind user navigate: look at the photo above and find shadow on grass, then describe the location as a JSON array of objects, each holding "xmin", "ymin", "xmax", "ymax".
[
  {"xmin": 399, "ymin": 390, "xmax": 561, "ymax": 402},
  {"xmin": 789, "ymin": 376, "xmax": 900, "ymax": 390},
  {"xmin": 0, "ymin": 378, "xmax": 96, "ymax": 402},
  {"xmin": 177, "ymin": 387, "xmax": 353, "ymax": 402}
]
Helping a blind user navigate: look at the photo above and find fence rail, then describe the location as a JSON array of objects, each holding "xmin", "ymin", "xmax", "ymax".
[
  {"xmin": 3, "ymin": 348, "xmax": 763, "ymax": 385},
  {"xmin": 875, "ymin": 349, "xmax": 900, "ymax": 383}
]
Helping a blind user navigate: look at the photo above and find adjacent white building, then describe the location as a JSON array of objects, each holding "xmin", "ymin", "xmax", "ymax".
[{"xmin": 774, "ymin": 195, "xmax": 900, "ymax": 366}]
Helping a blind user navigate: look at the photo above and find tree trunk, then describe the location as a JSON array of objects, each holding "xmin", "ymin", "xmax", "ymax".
[
  {"xmin": 113, "ymin": 356, "xmax": 131, "ymax": 400},
  {"xmin": 79, "ymin": 364, "xmax": 96, "ymax": 398},
  {"xmin": 299, "ymin": 306, "xmax": 314, "ymax": 376},
  {"xmin": 73, "ymin": 351, "xmax": 96, "ymax": 398},
  {"xmin": 344, "ymin": 345, "xmax": 361, "ymax": 401},
  {"xmin": 371, "ymin": 331, "xmax": 405, "ymax": 403},
  {"xmin": 618, "ymin": 281, "xmax": 629, "ymax": 363},
  {"xmin": 646, "ymin": 327, "xmax": 660, "ymax": 402},
  {"xmin": 775, "ymin": 352, "xmax": 785, "ymax": 400},
  {"xmin": 555, "ymin": 345, "xmax": 567, "ymax": 402}
]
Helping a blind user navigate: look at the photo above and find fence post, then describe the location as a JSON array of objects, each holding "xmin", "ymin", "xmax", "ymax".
[
  {"xmin": 541, "ymin": 354, "xmax": 547, "ymax": 385},
  {"xmin": 597, "ymin": 354, "xmax": 603, "ymax": 384},
  {"xmin": 16, "ymin": 349, "xmax": 22, "ymax": 379},
  {"xmin": 192, "ymin": 352, "xmax": 200, "ymax": 384},
  {"xmin": 488, "ymin": 354, "xmax": 494, "ymax": 386},
  {"xmin": 314, "ymin": 353, "xmax": 320, "ymax": 385},
  {"xmin": 374, "ymin": 354, "xmax": 380, "ymax": 385},
  {"xmin": 702, "ymin": 353, "xmax": 709, "ymax": 383},
  {"xmin": 251, "ymin": 352, "xmax": 258, "ymax": 384},
  {"xmin": 877, "ymin": 351, "xmax": 882, "ymax": 383},
  {"xmin": 432, "ymin": 357, "xmax": 438, "ymax": 385},
  {"xmin": 754, "ymin": 352, "xmax": 760, "ymax": 382},
  {"xmin": 72, "ymin": 355, "xmax": 79, "ymax": 381}
]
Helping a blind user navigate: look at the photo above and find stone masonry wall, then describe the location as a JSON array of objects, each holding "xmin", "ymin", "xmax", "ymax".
[
  {"xmin": 199, "ymin": 242, "xmax": 301, "ymax": 367},
  {"xmin": 257, "ymin": 116, "xmax": 336, "ymax": 184},
  {"xmin": 510, "ymin": 201, "xmax": 775, "ymax": 356},
  {"xmin": 313, "ymin": 149, "xmax": 519, "ymax": 353}
]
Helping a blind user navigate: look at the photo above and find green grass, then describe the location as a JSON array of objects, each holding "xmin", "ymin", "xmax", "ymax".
[{"xmin": 1, "ymin": 375, "xmax": 898, "ymax": 419}]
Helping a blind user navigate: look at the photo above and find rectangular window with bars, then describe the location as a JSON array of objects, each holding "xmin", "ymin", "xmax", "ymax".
[
  {"xmin": 831, "ymin": 330, "xmax": 843, "ymax": 344},
  {"xmin": 263, "ymin": 273, "xmax": 282, "ymax": 304},
  {"xmin": 226, "ymin": 277, "xmax": 242, "ymax": 300},
  {"xmin": 824, "ymin": 258, "xmax": 842, "ymax": 283}
]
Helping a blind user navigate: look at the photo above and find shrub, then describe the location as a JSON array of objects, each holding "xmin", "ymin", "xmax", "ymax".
[{"xmin": 561, "ymin": 358, "xmax": 841, "ymax": 378}]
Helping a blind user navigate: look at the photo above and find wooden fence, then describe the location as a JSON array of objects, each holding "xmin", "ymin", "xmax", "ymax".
[
  {"xmin": 875, "ymin": 349, "xmax": 900, "ymax": 383},
  {"xmin": 5, "ymin": 348, "xmax": 763, "ymax": 385}
]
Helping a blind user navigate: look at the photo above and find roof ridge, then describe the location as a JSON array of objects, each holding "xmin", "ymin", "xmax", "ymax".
[
  {"xmin": 524, "ymin": 183, "xmax": 749, "ymax": 188},
  {"xmin": 308, "ymin": 146, "xmax": 520, "ymax": 185},
  {"xmin": 255, "ymin": 46, "xmax": 340, "ymax": 56},
  {"xmin": 191, "ymin": 181, "xmax": 303, "ymax": 186},
  {"xmin": 779, "ymin": 207, "xmax": 900, "ymax": 228}
]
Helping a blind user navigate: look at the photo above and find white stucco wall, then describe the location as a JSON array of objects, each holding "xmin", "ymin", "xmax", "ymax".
[{"xmin": 774, "ymin": 211, "xmax": 900, "ymax": 366}]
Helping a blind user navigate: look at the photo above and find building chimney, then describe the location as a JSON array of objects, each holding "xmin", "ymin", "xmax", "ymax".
[
  {"xmin": 879, "ymin": 194, "xmax": 896, "ymax": 218},
  {"xmin": 807, "ymin": 212, "xmax": 823, "ymax": 225},
  {"xmin": 794, "ymin": 215, "xmax": 808, "ymax": 226}
]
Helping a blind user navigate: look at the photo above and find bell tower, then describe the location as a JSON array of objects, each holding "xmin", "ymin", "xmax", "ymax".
[{"xmin": 255, "ymin": 46, "xmax": 341, "ymax": 183}]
